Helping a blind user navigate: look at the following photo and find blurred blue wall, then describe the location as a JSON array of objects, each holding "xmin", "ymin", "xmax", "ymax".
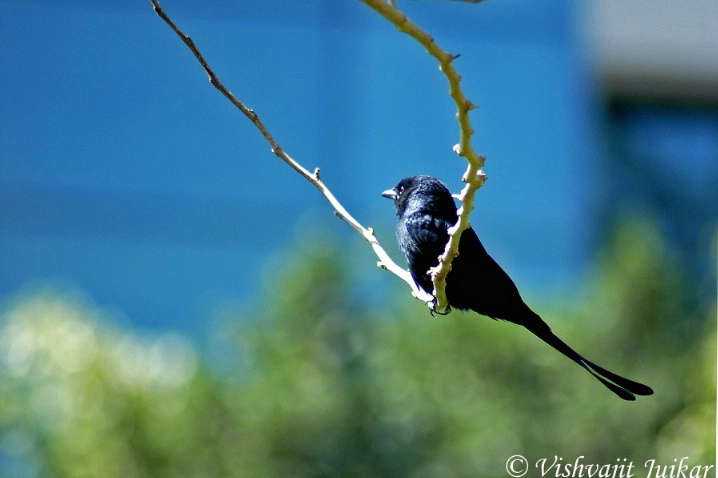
[{"xmin": 0, "ymin": 0, "xmax": 598, "ymax": 335}]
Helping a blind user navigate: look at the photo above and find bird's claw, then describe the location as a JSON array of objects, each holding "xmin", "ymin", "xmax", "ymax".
[{"xmin": 429, "ymin": 300, "xmax": 451, "ymax": 317}]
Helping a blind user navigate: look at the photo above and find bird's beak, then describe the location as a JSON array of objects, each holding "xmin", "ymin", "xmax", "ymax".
[{"xmin": 381, "ymin": 188, "xmax": 397, "ymax": 199}]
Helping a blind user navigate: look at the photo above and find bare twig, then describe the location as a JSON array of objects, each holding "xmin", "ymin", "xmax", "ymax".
[
  {"xmin": 150, "ymin": 0, "xmax": 433, "ymax": 304},
  {"xmin": 360, "ymin": 0, "xmax": 487, "ymax": 313}
]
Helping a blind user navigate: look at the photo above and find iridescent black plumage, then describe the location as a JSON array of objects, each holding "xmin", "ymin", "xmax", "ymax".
[{"xmin": 383, "ymin": 175, "xmax": 653, "ymax": 400}]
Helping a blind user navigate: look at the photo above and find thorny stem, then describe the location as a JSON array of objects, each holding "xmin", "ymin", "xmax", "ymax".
[{"xmin": 360, "ymin": 0, "xmax": 487, "ymax": 313}]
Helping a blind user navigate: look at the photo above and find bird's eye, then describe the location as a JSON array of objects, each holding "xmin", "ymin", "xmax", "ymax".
[{"xmin": 398, "ymin": 186, "xmax": 405, "ymax": 195}]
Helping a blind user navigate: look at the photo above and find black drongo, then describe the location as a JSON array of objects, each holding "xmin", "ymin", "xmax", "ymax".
[{"xmin": 382, "ymin": 175, "xmax": 653, "ymax": 400}]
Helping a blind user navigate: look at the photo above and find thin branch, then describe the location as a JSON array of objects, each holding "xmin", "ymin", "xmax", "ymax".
[
  {"xmin": 149, "ymin": 0, "xmax": 433, "ymax": 304},
  {"xmin": 360, "ymin": 0, "xmax": 487, "ymax": 313}
]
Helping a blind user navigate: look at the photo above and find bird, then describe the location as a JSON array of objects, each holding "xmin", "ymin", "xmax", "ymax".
[{"xmin": 382, "ymin": 175, "xmax": 653, "ymax": 400}]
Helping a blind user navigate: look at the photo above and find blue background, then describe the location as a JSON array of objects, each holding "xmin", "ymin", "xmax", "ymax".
[{"xmin": 2, "ymin": 0, "xmax": 711, "ymax": 337}]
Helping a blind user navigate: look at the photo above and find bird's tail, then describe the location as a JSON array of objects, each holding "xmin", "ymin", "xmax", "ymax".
[{"xmin": 522, "ymin": 312, "xmax": 654, "ymax": 401}]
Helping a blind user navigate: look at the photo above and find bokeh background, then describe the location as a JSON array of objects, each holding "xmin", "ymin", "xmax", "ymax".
[{"xmin": 1, "ymin": 0, "xmax": 716, "ymax": 476}]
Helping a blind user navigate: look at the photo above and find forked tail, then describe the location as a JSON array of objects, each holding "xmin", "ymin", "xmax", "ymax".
[{"xmin": 523, "ymin": 313, "xmax": 653, "ymax": 401}]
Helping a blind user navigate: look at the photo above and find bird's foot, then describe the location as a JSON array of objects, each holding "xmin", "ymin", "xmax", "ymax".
[{"xmin": 429, "ymin": 301, "xmax": 451, "ymax": 317}]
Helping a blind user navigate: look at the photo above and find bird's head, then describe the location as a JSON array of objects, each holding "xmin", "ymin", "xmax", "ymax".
[{"xmin": 382, "ymin": 175, "xmax": 456, "ymax": 218}]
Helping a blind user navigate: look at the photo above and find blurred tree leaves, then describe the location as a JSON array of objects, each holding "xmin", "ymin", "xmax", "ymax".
[{"xmin": 0, "ymin": 221, "xmax": 714, "ymax": 477}]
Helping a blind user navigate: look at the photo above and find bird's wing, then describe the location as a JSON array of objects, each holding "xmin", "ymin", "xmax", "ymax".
[
  {"xmin": 447, "ymin": 226, "xmax": 526, "ymax": 318},
  {"xmin": 399, "ymin": 212, "xmax": 451, "ymax": 293}
]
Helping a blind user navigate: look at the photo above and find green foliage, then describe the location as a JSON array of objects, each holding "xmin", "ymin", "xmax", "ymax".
[{"xmin": 0, "ymin": 222, "xmax": 714, "ymax": 477}]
